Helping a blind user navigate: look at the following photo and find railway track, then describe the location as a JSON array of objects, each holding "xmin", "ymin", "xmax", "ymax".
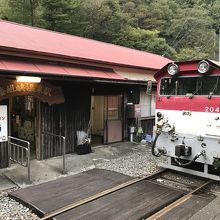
[
  {"xmin": 40, "ymin": 169, "xmax": 167, "ymax": 220},
  {"xmin": 39, "ymin": 169, "xmax": 213, "ymax": 220},
  {"xmin": 146, "ymin": 179, "xmax": 213, "ymax": 220}
]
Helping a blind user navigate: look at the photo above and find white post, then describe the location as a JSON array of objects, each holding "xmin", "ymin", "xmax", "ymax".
[
  {"xmin": 219, "ymin": 25, "xmax": 220, "ymax": 61},
  {"xmin": 129, "ymin": 126, "xmax": 134, "ymax": 142},
  {"xmin": 130, "ymin": 133, "xmax": 133, "ymax": 142}
]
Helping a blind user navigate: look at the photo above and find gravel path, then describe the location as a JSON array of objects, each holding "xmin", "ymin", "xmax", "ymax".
[
  {"xmin": 0, "ymin": 188, "xmax": 39, "ymax": 220},
  {"xmin": 95, "ymin": 145, "xmax": 167, "ymax": 177}
]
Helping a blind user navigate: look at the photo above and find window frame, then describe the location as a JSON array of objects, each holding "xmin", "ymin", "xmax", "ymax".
[{"xmin": 159, "ymin": 75, "xmax": 220, "ymax": 97}]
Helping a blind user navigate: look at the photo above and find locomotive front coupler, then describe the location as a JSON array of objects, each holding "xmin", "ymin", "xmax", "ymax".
[
  {"xmin": 174, "ymin": 150, "xmax": 206, "ymax": 167},
  {"xmin": 175, "ymin": 144, "xmax": 192, "ymax": 157}
]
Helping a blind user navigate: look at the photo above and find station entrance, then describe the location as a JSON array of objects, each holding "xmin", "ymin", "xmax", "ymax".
[
  {"xmin": 10, "ymin": 96, "xmax": 37, "ymax": 159},
  {"xmin": 91, "ymin": 95, "xmax": 123, "ymax": 146}
]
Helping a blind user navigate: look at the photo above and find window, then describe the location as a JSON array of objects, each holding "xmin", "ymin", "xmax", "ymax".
[
  {"xmin": 160, "ymin": 76, "xmax": 220, "ymax": 96},
  {"xmin": 127, "ymin": 89, "xmax": 140, "ymax": 104},
  {"xmin": 140, "ymin": 87, "xmax": 156, "ymax": 117},
  {"xmin": 106, "ymin": 96, "xmax": 122, "ymax": 120}
]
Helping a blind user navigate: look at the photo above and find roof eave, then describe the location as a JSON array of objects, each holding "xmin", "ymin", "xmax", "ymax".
[{"xmin": 0, "ymin": 46, "xmax": 161, "ymax": 72}]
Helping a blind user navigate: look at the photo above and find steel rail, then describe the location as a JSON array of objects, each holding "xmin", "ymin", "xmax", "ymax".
[
  {"xmin": 146, "ymin": 179, "xmax": 213, "ymax": 220},
  {"xmin": 40, "ymin": 169, "xmax": 167, "ymax": 220}
]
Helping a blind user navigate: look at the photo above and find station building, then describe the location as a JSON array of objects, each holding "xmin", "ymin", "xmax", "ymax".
[{"xmin": 0, "ymin": 20, "xmax": 171, "ymax": 168}]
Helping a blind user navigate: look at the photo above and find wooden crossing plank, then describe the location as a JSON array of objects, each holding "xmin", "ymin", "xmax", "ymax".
[
  {"xmin": 9, "ymin": 169, "xmax": 185, "ymax": 220},
  {"xmin": 9, "ymin": 169, "xmax": 132, "ymax": 216},
  {"xmin": 54, "ymin": 180, "xmax": 184, "ymax": 220},
  {"xmin": 158, "ymin": 194, "xmax": 215, "ymax": 220}
]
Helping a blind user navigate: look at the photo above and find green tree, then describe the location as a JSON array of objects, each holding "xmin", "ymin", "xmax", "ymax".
[
  {"xmin": 163, "ymin": 5, "xmax": 216, "ymax": 60},
  {"xmin": 113, "ymin": 27, "xmax": 176, "ymax": 58},
  {"xmin": 0, "ymin": 0, "xmax": 10, "ymax": 20},
  {"xmin": 0, "ymin": 0, "xmax": 41, "ymax": 26},
  {"xmin": 42, "ymin": 0, "xmax": 72, "ymax": 32},
  {"xmin": 79, "ymin": 0, "xmax": 128, "ymax": 42},
  {"xmin": 175, "ymin": 48, "xmax": 208, "ymax": 61}
]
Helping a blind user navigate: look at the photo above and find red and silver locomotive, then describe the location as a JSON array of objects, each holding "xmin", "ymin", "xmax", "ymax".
[{"xmin": 152, "ymin": 59, "xmax": 220, "ymax": 180}]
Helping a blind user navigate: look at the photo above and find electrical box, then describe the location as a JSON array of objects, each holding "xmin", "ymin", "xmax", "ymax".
[
  {"xmin": 175, "ymin": 144, "xmax": 192, "ymax": 157},
  {"xmin": 126, "ymin": 104, "xmax": 141, "ymax": 118}
]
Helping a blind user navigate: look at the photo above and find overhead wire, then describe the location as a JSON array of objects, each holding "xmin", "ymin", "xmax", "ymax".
[
  {"xmin": 190, "ymin": 32, "xmax": 217, "ymax": 60},
  {"xmin": 162, "ymin": 19, "xmax": 189, "ymax": 57},
  {"xmin": 163, "ymin": 18, "xmax": 214, "ymax": 59}
]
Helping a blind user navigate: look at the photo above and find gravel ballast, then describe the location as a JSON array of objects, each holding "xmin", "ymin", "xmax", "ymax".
[
  {"xmin": 0, "ymin": 188, "xmax": 39, "ymax": 220},
  {"xmin": 95, "ymin": 145, "xmax": 167, "ymax": 177}
]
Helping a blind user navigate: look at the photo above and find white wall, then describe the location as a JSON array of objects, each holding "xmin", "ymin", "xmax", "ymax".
[{"xmin": 139, "ymin": 87, "xmax": 156, "ymax": 117}]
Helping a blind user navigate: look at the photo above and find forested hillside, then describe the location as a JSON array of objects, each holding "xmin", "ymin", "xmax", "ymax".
[{"xmin": 0, "ymin": 0, "xmax": 219, "ymax": 61}]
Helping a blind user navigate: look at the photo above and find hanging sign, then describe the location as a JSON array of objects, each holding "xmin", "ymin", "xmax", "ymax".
[
  {"xmin": 0, "ymin": 105, "xmax": 8, "ymax": 142},
  {"xmin": 0, "ymin": 79, "xmax": 65, "ymax": 105}
]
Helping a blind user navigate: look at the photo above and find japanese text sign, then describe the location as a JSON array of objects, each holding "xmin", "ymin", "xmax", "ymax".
[{"xmin": 0, "ymin": 105, "xmax": 7, "ymax": 142}]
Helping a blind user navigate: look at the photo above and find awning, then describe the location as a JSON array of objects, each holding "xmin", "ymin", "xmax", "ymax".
[
  {"xmin": 115, "ymin": 70, "xmax": 155, "ymax": 82},
  {"xmin": 0, "ymin": 59, "xmax": 125, "ymax": 80}
]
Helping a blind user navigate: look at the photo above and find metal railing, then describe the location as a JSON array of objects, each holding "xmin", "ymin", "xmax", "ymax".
[
  {"xmin": 8, "ymin": 136, "xmax": 30, "ymax": 182},
  {"xmin": 42, "ymin": 132, "xmax": 66, "ymax": 174}
]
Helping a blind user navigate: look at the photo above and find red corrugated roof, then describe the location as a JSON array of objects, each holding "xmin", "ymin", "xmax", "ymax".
[
  {"xmin": 0, "ymin": 59, "xmax": 125, "ymax": 80},
  {"xmin": 0, "ymin": 20, "xmax": 171, "ymax": 70}
]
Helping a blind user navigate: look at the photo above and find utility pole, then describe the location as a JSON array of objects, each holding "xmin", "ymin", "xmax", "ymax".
[
  {"xmin": 30, "ymin": 0, "xmax": 34, "ymax": 26},
  {"xmin": 216, "ymin": 17, "xmax": 220, "ymax": 61},
  {"xmin": 214, "ymin": 32, "xmax": 216, "ymax": 60},
  {"xmin": 216, "ymin": 16, "xmax": 220, "ymax": 61},
  {"xmin": 219, "ymin": 24, "xmax": 220, "ymax": 61}
]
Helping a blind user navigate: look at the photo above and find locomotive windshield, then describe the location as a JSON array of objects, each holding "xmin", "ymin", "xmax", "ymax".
[{"xmin": 160, "ymin": 76, "xmax": 220, "ymax": 97}]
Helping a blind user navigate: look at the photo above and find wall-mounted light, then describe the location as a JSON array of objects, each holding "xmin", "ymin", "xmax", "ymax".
[{"xmin": 16, "ymin": 76, "xmax": 41, "ymax": 83}]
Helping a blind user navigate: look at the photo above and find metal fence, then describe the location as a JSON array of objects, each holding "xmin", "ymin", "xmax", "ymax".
[
  {"xmin": 42, "ymin": 132, "xmax": 66, "ymax": 174},
  {"xmin": 8, "ymin": 136, "xmax": 30, "ymax": 181}
]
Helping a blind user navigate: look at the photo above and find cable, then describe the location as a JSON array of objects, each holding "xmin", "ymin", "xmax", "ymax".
[
  {"xmin": 162, "ymin": 19, "xmax": 189, "ymax": 56},
  {"xmin": 174, "ymin": 150, "xmax": 206, "ymax": 167},
  {"xmin": 151, "ymin": 132, "xmax": 162, "ymax": 157},
  {"xmin": 190, "ymin": 34, "xmax": 216, "ymax": 60}
]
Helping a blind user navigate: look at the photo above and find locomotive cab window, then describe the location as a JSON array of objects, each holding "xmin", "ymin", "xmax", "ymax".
[{"xmin": 160, "ymin": 76, "xmax": 220, "ymax": 96}]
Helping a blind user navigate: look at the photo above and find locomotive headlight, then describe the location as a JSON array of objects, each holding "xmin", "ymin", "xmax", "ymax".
[
  {"xmin": 167, "ymin": 63, "xmax": 179, "ymax": 76},
  {"xmin": 198, "ymin": 60, "xmax": 210, "ymax": 74}
]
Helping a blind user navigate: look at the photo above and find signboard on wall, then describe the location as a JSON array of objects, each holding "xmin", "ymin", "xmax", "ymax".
[
  {"xmin": 0, "ymin": 79, "xmax": 65, "ymax": 105},
  {"xmin": 0, "ymin": 105, "xmax": 7, "ymax": 142}
]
